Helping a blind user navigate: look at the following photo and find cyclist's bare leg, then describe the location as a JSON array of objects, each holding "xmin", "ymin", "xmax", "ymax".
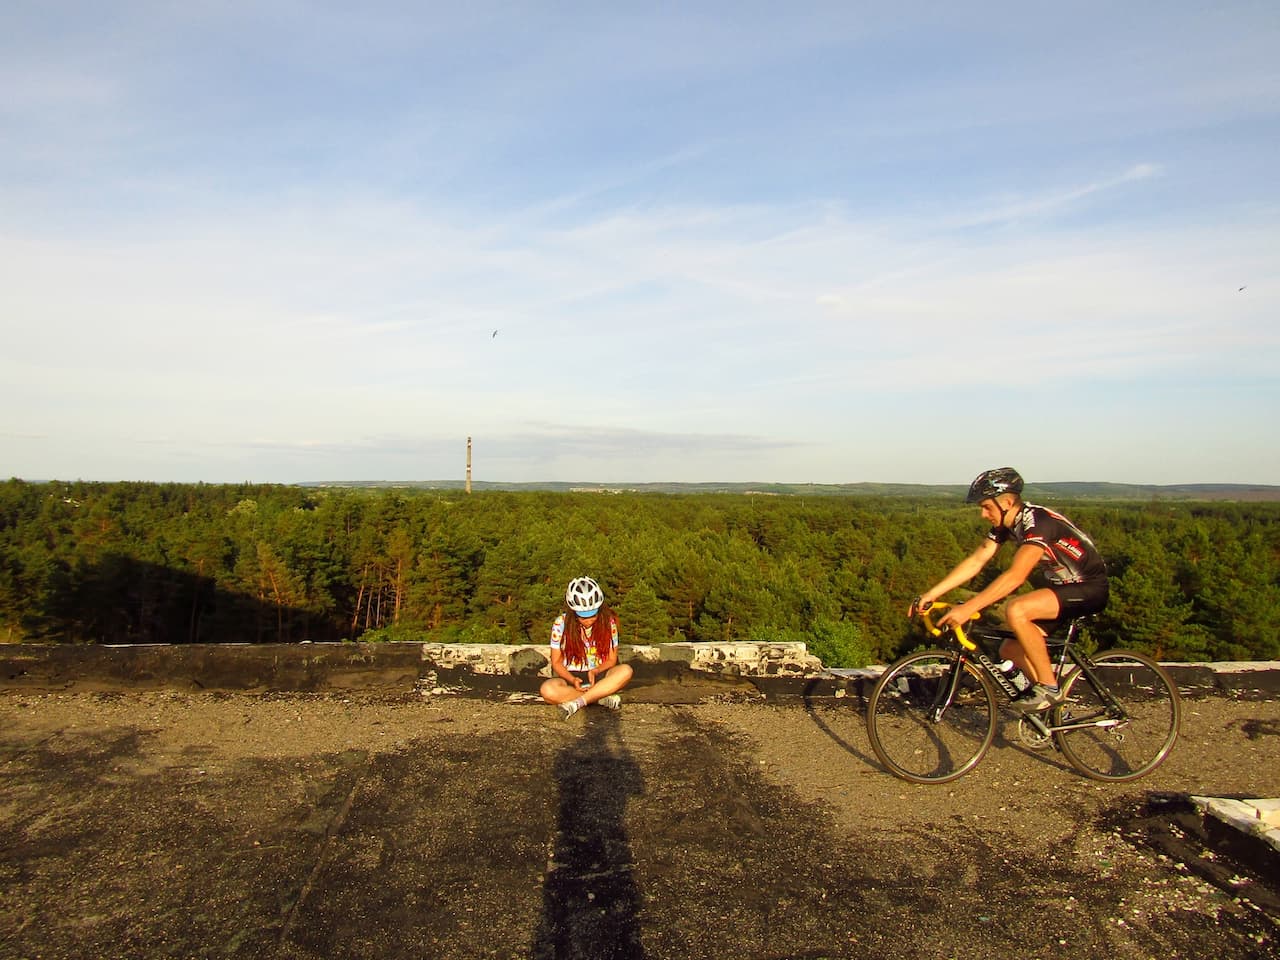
[{"xmin": 1002, "ymin": 589, "xmax": 1061, "ymax": 685}]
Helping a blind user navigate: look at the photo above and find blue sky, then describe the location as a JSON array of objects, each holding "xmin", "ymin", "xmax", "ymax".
[{"xmin": 2, "ymin": 2, "xmax": 1277, "ymax": 485}]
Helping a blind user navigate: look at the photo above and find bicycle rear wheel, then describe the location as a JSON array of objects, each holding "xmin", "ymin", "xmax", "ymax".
[
  {"xmin": 1054, "ymin": 649, "xmax": 1181, "ymax": 782},
  {"xmin": 866, "ymin": 649, "xmax": 997, "ymax": 784}
]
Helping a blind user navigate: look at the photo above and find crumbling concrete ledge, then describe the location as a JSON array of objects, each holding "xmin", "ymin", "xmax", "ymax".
[
  {"xmin": 1, "ymin": 643, "xmax": 1277, "ymax": 704},
  {"xmin": 409, "ymin": 647, "xmax": 1280, "ymax": 704},
  {"xmin": 1191, "ymin": 797, "xmax": 1280, "ymax": 856},
  {"xmin": 419, "ymin": 641, "xmax": 823, "ymax": 703},
  {"xmin": 0, "ymin": 642, "xmax": 425, "ymax": 693},
  {"xmin": 0, "ymin": 641, "xmax": 824, "ymax": 703}
]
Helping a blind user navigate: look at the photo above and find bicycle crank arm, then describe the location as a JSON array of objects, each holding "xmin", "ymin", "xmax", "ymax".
[{"xmin": 1022, "ymin": 713, "xmax": 1053, "ymax": 737}]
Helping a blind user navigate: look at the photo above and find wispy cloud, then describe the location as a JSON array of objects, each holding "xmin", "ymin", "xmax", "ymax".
[
  {"xmin": 1, "ymin": 3, "xmax": 1277, "ymax": 484},
  {"xmin": 947, "ymin": 164, "xmax": 1163, "ymax": 229}
]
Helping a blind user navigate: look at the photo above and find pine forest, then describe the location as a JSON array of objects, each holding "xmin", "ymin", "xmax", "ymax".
[{"xmin": 2, "ymin": 479, "xmax": 1277, "ymax": 666}]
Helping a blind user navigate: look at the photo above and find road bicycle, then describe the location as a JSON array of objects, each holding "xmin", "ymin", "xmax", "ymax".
[{"xmin": 866, "ymin": 600, "xmax": 1181, "ymax": 784}]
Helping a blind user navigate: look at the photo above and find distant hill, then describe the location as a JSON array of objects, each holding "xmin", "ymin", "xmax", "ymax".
[
  {"xmin": 299, "ymin": 479, "xmax": 1280, "ymax": 502},
  {"xmin": 1026, "ymin": 482, "xmax": 1280, "ymax": 502}
]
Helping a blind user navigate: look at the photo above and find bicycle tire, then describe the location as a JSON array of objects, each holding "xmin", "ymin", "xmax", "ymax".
[
  {"xmin": 866, "ymin": 649, "xmax": 998, "ymax": 784},
  {"xmin": 1053, "ymin": 649, "xmax": 1181, "ymax": 782}
]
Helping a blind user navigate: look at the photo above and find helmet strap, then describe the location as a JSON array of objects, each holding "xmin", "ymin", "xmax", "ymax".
[{"xmin": 996, "ymin": 495, "xmax": 1017, "ymax": 528}]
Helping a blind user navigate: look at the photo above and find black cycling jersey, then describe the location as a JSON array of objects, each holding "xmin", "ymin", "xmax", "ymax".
[{"xmin": 986, "ymin": 503, "xmax": 1107, "ymax": 586}]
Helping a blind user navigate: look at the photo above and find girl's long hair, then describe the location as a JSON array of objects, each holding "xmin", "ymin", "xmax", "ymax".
[{"xmin": 561, "ymin": 604, "xmax": 617, "ymax": 668}]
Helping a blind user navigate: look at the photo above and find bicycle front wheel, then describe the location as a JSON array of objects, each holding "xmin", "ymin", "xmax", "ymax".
[
  {"xmin": 1054, "ymin": 649, "xmax": 1181, "ymax": 782},
  {"xmin": 867, "ymin": 649, "xmax": 997, "ymax": 784}
]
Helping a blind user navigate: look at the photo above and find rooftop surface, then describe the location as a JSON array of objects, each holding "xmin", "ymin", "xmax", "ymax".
[{"xmin": 2, "ymin": 674, "xmax": 1278, "ymax": 959}]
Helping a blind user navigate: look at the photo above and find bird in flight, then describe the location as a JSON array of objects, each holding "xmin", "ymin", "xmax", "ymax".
[
  {"xmin": 1238, "ymin": 286, "xmax": 1247, "ymax": 292},
  {"xmin": 492, "ymin": 329, "xmax": 499, "ymax": 338}
]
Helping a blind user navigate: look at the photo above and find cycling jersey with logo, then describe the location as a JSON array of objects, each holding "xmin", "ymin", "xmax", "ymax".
[
  {"xmin": 550, "ymin": 613, "xmax": 619, "ymax": 671},
  {"xmin": 986, "ymin": 503, "xmax": 1107, "ymax": 585}
]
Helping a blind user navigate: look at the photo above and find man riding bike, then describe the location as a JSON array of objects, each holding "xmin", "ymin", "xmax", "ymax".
[{"xmin": 914, "ymin": 467, "xmax": 1109, "ymax": 712}]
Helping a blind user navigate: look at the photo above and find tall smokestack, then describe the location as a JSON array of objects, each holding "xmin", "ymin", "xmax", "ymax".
[{"xmin": 466, "ymin": 436, "xmax": 472, "ymax": 494}]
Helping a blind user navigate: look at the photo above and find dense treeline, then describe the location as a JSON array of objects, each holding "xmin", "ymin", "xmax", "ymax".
[{"xmin": 1, "ymin": 479, "xmax": 1277, "ymax": 665}]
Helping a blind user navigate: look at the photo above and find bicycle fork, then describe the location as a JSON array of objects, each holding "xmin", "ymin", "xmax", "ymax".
[{"xmin": 928, "ymin": 654, "xmax": 967, "ymax": 723}]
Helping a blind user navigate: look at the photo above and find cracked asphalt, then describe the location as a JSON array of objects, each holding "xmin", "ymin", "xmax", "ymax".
[{"xmin": 1, "ymin": 689, "xmax": 1277, "ymax": 959}]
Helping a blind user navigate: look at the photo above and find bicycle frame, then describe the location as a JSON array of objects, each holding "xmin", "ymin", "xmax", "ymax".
[
  {"xmin": 913, "ymin": 602, "xmax": 1131, "ymax": 740},
  {"xmin": 870, "ymin": 601, "xmax": 1180, "ymax": 783}
]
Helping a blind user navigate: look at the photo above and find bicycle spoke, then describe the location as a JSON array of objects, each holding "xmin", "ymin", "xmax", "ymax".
[
  {"xmin": 1053, "ymin": 650, "xmax": 1181, "ymax": 782},
  {"xmin": 867, "ymin": 651, "xmax": 996, "ymax": 784}
]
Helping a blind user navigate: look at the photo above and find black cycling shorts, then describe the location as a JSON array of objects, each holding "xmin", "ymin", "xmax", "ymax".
[{"xmin": 1048, "ymin": 579, "xmax": 1109, "ymax": 617}]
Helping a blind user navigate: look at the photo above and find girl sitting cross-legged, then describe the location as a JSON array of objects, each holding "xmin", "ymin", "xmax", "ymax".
[{"xmin": 539, "ymin": 577, "xmax": 634, "ymax": 720}]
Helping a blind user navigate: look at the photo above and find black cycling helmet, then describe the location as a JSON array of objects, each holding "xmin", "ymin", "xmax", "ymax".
[{"xmin": 966, "ymin": 467, "xmax": 1024, "ymax": 504}]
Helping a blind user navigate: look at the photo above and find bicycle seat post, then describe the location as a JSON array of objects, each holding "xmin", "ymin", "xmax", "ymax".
[{"xmin": 1049, "ymin": 616, "xmax": 1088, "ymax": 681}]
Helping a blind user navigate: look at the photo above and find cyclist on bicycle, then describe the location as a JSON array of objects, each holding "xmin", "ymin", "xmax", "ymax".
[{"xmin": 914, "ymin": 467, "xmax": 1109, "ymax": 712}]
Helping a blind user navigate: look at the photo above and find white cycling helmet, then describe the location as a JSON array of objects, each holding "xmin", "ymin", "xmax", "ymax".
[{"xmin": 565, "ymin": 576, "xmax": 604, "ymax": 615}]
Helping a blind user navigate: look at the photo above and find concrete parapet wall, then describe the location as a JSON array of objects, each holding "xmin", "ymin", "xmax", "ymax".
[
  {"xmin": 417, "ymin": 641, "xmax": 824, "ymax": 702},
  {"xmin": 651, "ymin": 641, "xmax": 824, "ymax": 677},
  {"xmin": 1158, "ymin": 661, "xmax": 1280, "ymax": 700},
  {"xmin": 0, "ymin": 642, "xmax": 425, "ymax": 693},
  {"xmin": 420, "ymin": 643, "xmax": 550, "ymax": 677},
  {"xmin": 0, "ymin": 643, "xmax": 1277, "ymax": 703},
  {"xmin": 0, "ymin": 641, "xmax": 823, "ymax": 701},
  {"xmin": 1192, "ymin": 797, "xmax": 1280, "ymax": 856},
  {"xmin": 419, "ymin": 641, "xmax": 822, "ymax": 679}
]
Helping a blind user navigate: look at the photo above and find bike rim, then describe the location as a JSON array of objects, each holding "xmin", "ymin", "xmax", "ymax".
[
  {"xmin": 867, "ymin": 650, "xmax": 997, "ymax": 784},
  {"xmin": 1054, "ymin": 650, "xmax": 1181, "ymax": 782}
]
